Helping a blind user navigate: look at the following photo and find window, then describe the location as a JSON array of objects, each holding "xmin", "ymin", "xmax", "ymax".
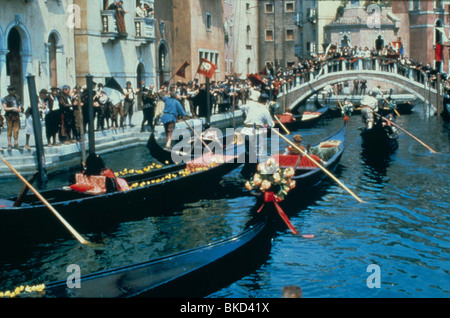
[
  {"xmin": 199, "ymin": 49, "xmax": 220, "ymax": 72},
  {"xmin": 287, "ymin": 61, "xmax": 295, "ymax": 68},
  {"xmin": 246, "ymin": 3, "xmax": 250, "ymax": 11},
  {"xmin": 246, "ymin": 45, "xmax": 252, "ymax": 50},
  {"xmin": 286, "ymin": 29, "xmax": 295, "ymax": 41},
  {"xmin": 409, "ymin": 0, "xmax": 420, "ymax": 10},
  {"xmin": 265, "ymin": 29, "xmax": 274, "ymax": 41},
  {"xmin": 265, "ymin": 3, "xmax": 273, "ymax": 13},
  {"xmin": 206, "ymin": 12, "xmax": 212, "ymax": 31},
  {"xmin": 285, "ymin": 2, "xmax": 295, "ymax": 12}
]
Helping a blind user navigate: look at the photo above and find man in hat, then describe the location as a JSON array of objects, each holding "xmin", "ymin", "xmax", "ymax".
[
  {"xmin": 239, "ymin": 89, "xmax": 274, "ymax": 167},
  {"xmin": 123, "ymin": 81, "xmax": 139, "ymax": 127},
  {"xmin": 45, "ymin": 87, "xmax": 61, "ymax": 147},
  {"xmin": 286, "ymin": 134, "xmax": 305, "ymax": 155},
  {"xmin": 1, "ymin": 86, "xmax": 23, "ymax": 149},
  {"xmin": 58, "ymin": 85, "xmax": 77, "ymax": 144}
]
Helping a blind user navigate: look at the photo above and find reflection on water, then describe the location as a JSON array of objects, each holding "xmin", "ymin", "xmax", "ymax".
[{"xmin": 0, "ymin": 103, "xmax": 449, "ymax": 298}]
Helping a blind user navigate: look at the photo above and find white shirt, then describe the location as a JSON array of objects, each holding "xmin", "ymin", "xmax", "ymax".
[
  {"xmin": 361, "ymin": 96, "xmax": 378, "ymax": 111},
  {"xmin": 240, "ymin": 100, "xmax": 274, "ymax": 135}
]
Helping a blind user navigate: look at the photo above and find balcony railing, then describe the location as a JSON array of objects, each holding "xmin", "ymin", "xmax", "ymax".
[
  {"xmin": 101, "ymin": 10, "xmax": 119, "ymax": 43},
  {"xmin": 135, "ymin": 17, "xmax": 155, "ymax": 45}
]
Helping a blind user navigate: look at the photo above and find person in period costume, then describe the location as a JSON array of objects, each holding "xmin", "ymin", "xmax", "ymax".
[
  {"xmin": 360, "ymin": 90, "xmax": 379, "ymax": 129},
  {"xmin": 109, "ymin": 0, "xmax": 127, "ymax": 35},
  {"xmin": 38, "ymin": 89, "xmax": 49, "ymax": 121},
  {"xmin": 286, "ymin": 134, "xmax": 305, "ymax": 155},
  {"xmin": 24, "ymin": 107, "xmax": 33, "ymax": 151},
  {"xmin": 58, "ymin": 85, "xmax": 77, "ymax": 144},
  {"xmin": 1, "ymin": 86, "xmax": 23, "ymax": 149},
  {"xmin": 160, "ymin": 91, "xmax": 186, "ymax": 149},
  {"xmin": 239, "ymin": 89, "xmax": 274, "ymax": 166},
  {"xmin": 45, "ymin": 87, "xmax": 61, "ymax": 147},
  {"xmin": 123, "ymin": 81, "xmax": 139, "ymax": 127},
  {"xmin": 70, "ymin": 153, "xmax": 129, "ymax": 195},
  {"xmin": 141, "ymin": 82, "xmax": 158, "ymax": 132}
]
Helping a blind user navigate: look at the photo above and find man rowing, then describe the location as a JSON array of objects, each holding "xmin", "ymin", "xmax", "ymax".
[
  {"xmin": 239, "ymin": 89, "xmax": 274, "ymax": 168},
  {"xmin": 360, "ymin": 90, "xmax": 379, "ymax": 129}
]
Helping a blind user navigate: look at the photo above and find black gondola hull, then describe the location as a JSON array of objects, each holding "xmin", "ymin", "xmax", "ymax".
[{"xmin": 27, "ymin": 214, "xmax": 271, "ymax": 298}]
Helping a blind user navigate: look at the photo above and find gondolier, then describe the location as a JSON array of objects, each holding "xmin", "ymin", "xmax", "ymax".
[
  {"xmin": 360, "ymin": 91, "xmax": 379, "ymax": 129},
  {"xmin": 239, "ymin": 89, "xmax": 274, "ymax": 166},
  {"xmin": 160, "ymin": 91, "xmax": 186, "ymax": 149}
]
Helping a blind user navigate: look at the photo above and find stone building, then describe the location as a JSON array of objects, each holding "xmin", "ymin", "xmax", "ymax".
[
  {"xmin": 0, "ymin": 0, "xmax": 76, "ymax": 108},
  {"xmin": 298, "ymin": 0, "xmax": 341, "ymax": 58},
  {"xmin": 392, "ymin": 0, "xmax": 449, "ymax": 72},
  {"xmin": 223, "ymin": 0, "xmax": 259, "ymax": 77},
  {"xmin": 324, "ymin": 1, "xmax": 400, "ymax": 53},
  {"xmin": 170, "ymin": 0, "xmax": 226, "ymax": 83},
  {"xmin": 257, "ymin": 0, "xmax": 300, "ymax": 70},
  {"xmin": 73, "ymin": 0, "xmax": 156, "ymax": 106}
]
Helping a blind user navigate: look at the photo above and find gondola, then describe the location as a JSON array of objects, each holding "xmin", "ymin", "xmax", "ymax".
[
  {"xmin": 277, "ymin": 119, "xmax": 347, "ymax": 190},
  {"xmin": 147, "ymin": 130, "xmax": 245, "ymax": 165},
  {"xmin": 245, "ymin": 119, "xmax": 347, "ymax": 194},
  {"xmin": 22, "ymin": 212, "xmax": 271, "ymax": 298},
  {"xmin": 360, "ymin": 119, "xmax": 399, "ymax": 154},
  {"xmin": 274, "ymin": 102, "xmax": 329, "ymax": 131},
  {"xmin": 0, "ymin": 140, "xmax": 244, "ymax": 243}
]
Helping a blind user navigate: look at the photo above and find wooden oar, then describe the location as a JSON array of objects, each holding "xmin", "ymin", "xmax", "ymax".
[
  {"xmin": 274, "ymin": 115, "xmax": 291, "ymax": 135},
  {"xmin": 0, "ymin": 156, "xmax": 90, "ymax": 245},
  {"xmin": 374, "ymin": 114, "xmax": 438, "ymax": 153},
  {"xmin": 272, "ymin": 129, "xmax": 364, "ymax": 203},
  {"xmin": 334, "ymin": 90, "xmax": 344, "ymax": 111},
  {"xmin": 182, "ymin": 118, "xmax": 213, "ymax": 153}
]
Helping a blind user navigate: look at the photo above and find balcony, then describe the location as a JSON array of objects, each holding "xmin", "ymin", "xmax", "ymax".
[
  {"xmin": 135, "ymin": 17, "xmax": 155, "ymax": 46},
  {"xmin": 100, "ymin": 10, "xmax": 120, "ymax": 43}
]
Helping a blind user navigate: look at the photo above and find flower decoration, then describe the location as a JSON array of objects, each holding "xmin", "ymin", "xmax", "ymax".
[{"xmin": 245, "ymin": 158, "xmax": 297, "ymax": 201}]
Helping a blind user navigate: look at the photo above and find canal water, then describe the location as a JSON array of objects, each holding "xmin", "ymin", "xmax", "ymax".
[{"xmin": 0, "ymin": 101, "xmax": 449, "ymax": 298}]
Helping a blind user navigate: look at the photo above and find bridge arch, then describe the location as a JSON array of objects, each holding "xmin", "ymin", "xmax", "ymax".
[{"xmin": 277, "ymin": 67, "xmax": 438, "ymax": 113}]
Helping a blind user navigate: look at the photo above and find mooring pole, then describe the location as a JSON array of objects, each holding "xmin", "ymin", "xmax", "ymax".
[
  {"xmin": 26, "ymin": 74, "xmax": 48, "ymax": 190},
  {"xmin": 86, "ymin": 74, "xmax": 95, "ymax": 154}
]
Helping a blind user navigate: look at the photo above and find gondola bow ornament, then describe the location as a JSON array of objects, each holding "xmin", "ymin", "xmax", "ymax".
[{"xmin": 245, "ymin": 158, "xmax": 299, "ymax": 235}]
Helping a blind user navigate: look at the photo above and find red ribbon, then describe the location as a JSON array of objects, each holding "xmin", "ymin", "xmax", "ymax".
[{"xmin": 258, "ymin": 191, "xmax": 299, "ymax": 235}]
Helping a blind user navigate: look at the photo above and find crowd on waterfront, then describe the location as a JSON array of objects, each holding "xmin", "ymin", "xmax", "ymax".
[{"xmin": 1, "ymin": 42, "xmax": 449, "ymax": 151}]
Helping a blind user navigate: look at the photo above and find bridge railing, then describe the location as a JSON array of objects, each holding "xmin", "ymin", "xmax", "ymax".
[{"xmin": 275, "ymin": 56, "xmax": 444, "ymax": 99}]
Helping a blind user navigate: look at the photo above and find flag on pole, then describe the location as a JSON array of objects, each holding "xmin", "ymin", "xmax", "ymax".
[
  {"xmin": 197, "ymin": 58, "xmax": 218, "ymax": 79},
  {"xmin": 175, "ymin": 60, "xmax": 190, "ymax": 78}
]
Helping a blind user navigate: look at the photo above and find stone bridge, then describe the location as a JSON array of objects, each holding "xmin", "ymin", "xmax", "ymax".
[{"xmin": 275, "ymin": 59, "xmax": 444, "ymax": 115}]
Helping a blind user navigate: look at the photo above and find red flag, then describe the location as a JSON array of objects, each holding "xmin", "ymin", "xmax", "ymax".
[
  {"xmin": 175, "ymin": 61, "xmax": 190, "ymax": 78},
  {"xmin": 259, "ymin": 66, "xmax": 267, "ymax": 76},
  {"xmin": 197, "ymin": 58, "xmax": 217, "ymax": 79}
]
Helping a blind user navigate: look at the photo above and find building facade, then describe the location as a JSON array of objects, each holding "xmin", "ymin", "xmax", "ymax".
[
  {"xmin": 0, "ymin": 0, "xmax": 76, "ymax": 108},
  {"xmin": 392, "ymin": 0, "xmax": 449, "ymax": 72},
  {"xmin": 257, "ymin": 0, "xmax": 300, "ymax": 70},
  {"xmin": 223, "ymin": 0, "xmax": 259, "ymax": 78},
  {"xmin": 73, "ymin": 0, "xmax": 157, "ymax": 108},
  {"xmin": 171, "ymin": 0, "xmax": 226, "ymax": 83},
  {"xmin": 324, "ymin": 1, "xmax": 399, "ymax": 53}
]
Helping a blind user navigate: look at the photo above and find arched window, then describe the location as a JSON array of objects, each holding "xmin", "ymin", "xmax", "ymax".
[{"xmin": 48, "ymin": 33, "xmax": 59, "ymax": 88}]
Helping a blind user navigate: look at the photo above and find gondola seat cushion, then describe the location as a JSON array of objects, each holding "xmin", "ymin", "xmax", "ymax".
[
  {"xmin": 277, "ymin": 113, "xmax": 294, "ymax": 123},
  {"xmin": 69, "ymin": 184, "xmax": 93, "ymax": 193},
  {"xmin": 272, "ymin": 154, "xmax": 300, "ymax": 167}
]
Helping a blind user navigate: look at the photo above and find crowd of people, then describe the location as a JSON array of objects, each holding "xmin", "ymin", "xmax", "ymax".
[{"xmin": 2, "ymin": 41, "xmax": 450, "ymax": 151}]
